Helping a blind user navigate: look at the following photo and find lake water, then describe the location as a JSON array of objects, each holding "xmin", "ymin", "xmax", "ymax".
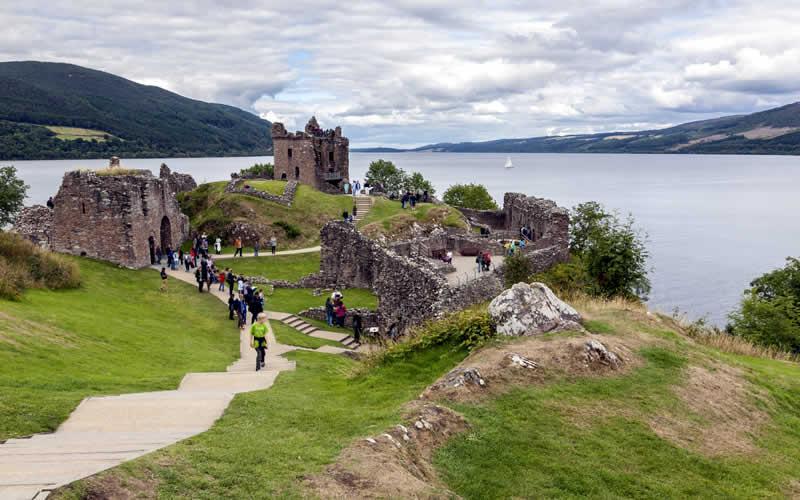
[{"xmin": 12, "ymin": 152, "xmax": 800, "ymax": 325}]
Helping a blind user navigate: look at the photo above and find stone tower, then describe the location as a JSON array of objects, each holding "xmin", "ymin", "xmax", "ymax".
[
  {"xmin": 271, "ymin": 117, "xmax": 350, "ymax": 193},
  {"xmin": 50, "ymin": 167, "xmax": 191, "ymax": 268}
]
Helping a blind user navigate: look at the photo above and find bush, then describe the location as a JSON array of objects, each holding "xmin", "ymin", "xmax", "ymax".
[
  {"xmin": 240, "ymin": 163, "xmax": 274, "ymax": 179},
  {"xmin": 532, "ymin": 255, "xmax": 593, "ymax": 297},
  {"xmin": 0, "ymin": 232, "xmax": 81, "ymax": 300},
  {"xmin": 568, "ymin": 202, "xmax": 650, "ymax": 300},
  {"xmin": 375, "ymin": 308, "xmax": 495, "ymax": 364},
  {"xmin": 504, "ymin": 252, "xmax": 533, "ymax": 288},
  {"xmin": 0, "ymin": 166, "xmax": 28, "ymax": 226},
  {"xmin": 728, "ymin": 257, "xmax": 800, "ymax": 352},
  {"xmin": 272, "ymin": 220, "xmax": 301, "ymax": 239},
  {"xmin": 442, "ymin": 183, "xmax": 498, "ymax": 210}
]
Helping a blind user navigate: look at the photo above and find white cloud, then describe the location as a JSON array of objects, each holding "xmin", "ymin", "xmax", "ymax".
[{"xmin": 1, "ymin": 0, "xmax": 800, "ymax": 147}]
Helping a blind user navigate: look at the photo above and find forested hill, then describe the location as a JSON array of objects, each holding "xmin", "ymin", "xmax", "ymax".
[
  {"xmin": 354, "ymin": 102, "xmax": 800, "ymax": 155},
  {"xmin": 0, "ymin": 61, "xmax": 272, "ymax": 160}
]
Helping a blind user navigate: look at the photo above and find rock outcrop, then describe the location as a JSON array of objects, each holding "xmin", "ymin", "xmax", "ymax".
[{"xmin": 488, "ymin": 282, "xmax": 582, "ymax": 336}]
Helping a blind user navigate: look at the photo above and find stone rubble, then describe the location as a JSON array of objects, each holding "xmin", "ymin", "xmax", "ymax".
[{"xmin": 584, "ymin": 339, "xmax": 622, "ymax": 368}]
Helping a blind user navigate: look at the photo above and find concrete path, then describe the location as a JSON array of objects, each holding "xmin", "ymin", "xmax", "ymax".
[
  {"xmin": 0, "ymin": 269, "xmax": 305, "ymax": 500},
  {"xmin": 211, "ymin": 245, "xmax": 321, "ymax": 260},
  {"xmin": 445, "ymin": 254, "xmax": 505, "ymax": 286}
]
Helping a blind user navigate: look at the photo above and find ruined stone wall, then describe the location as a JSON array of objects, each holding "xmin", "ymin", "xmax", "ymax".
[
  {"xmin": 271, "ymin": 117, "xmax": 349, "ymax": 194},
  {"xmin": 160, "ymin": 164, "xmax": 197, "ymax": 194},
  {"xmin": 457, "ymin": 207, "xmax": 506, "ymax": 229},
  {"xmin": 320, "ymin": 221, "xmax": 503, "ymax": 331},
  {"xmin": 224, "ymin": 179, "xmax": 298, "ymax": 207},
  {"xmin": 12, "ymin": 205, "xmax": 53, "ymax": 248},
  {"xmin": 503, "ymin": 193, "xmax": 569, "ymax": 250},
  {"xmin": 50, "ymin": 170, "xmax": 190, "ymax": 268},
  {"xmin": 299, "ymin": 307, "xmax": 381, "ymax": 330}
]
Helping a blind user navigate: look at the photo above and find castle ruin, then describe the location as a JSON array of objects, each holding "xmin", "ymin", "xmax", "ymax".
[
  {"xmin": 14, "ymin": 161, "xmax": 195, "ymax": 269},
  {"xmin": 271, "ymin": 117, "xmax": 349, "ymax": 193}
]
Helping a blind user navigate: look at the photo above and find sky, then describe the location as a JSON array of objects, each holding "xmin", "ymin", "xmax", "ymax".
[{"xmin": 3, "ymin": 0, "xmax": 800, "ymax": 148}]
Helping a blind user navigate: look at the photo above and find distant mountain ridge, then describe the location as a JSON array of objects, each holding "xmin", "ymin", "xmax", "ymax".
[
  {"xmin": 354, "ymin": 102, "xmax": 800, "ymax": 155},
  {"xmin": 0, "ymin": 61, "xmax": 273, "ymax": 160}
]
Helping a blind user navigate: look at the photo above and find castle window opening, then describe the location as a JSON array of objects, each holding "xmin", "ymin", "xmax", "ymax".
[
  {"xmin": 81, "ymin": 202, "xmax": 86, "ymax": 214},
  {"xmin": 288, "ymin": 148, "xmax": 293, "ymax": 158},
  {"xmin": 328, "ymin": 151, "xmax": 334, "ymax": 162},
  {"xmin": 295, "ymin": 166, "xmax": 300, "ymax": 179}
]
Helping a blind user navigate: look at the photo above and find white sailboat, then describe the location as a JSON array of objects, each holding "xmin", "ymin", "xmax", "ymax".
[{"xmin": 504, "ymin": 156, "xmax": 514, "ymax": 169}]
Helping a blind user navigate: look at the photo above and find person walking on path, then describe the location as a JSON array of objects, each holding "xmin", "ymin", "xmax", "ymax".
[
  {"xmin": 250, "ymin": 313, "xmax": 269, "ymax": 371},
  {"xmin": 236, "ymin": 293, "xmax": 248, "ymax": 329},
  {"xmin": 194, "ymin": 268, "xmax": 203, "ymax": 292},
  {"xmin": 334, "ymin": 301, "xmax": 347, "ymax": 328},
  {"xmin": 159, "ymin": 267, "xmax": 168, "ymax": 292},
  {"xmin": 250, "ymin": 289, "xmax": 264, "ymax": 324},
  {"xmin": 226, "ymin": 269, "xmax": 235, "ymax": 297},
  {"xmin": 234, "ymin": 237, "xmax": 243, "ymax": 257},
  {"xmin": 270, "ymin": 235, "xmax": 277, "ymax": 255},
  {"xmin": 254, "ymin": 239, "xmax": 260, "ymax": 257},
  {"xmin": 215, "ymin": 237, "xmax": 222, "ymax": 255},
  {"xmin": 476, "ymin": 251, "xmax": 484, "ymax": 274},
  {"xmin": 218, "ymin": 270, "xmax": 226, "ymax": 291}
]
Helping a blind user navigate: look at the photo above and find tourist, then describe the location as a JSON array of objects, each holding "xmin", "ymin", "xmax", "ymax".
[
  {"xmin": 334, "ymin": 301, "xmax": 347, "ymax": 328},
  {"xmin": 46, "ymin": 196, "xmax": 54, "ymax": 209},
  {"xmin": 401, "ymin": 192, "xmax": 408, "ymax": 209},
  {"xmin": 352, "ymin": 313, "xmax": 363, "ymax": 344},
  {"xmin": 218, "ymin": 269, "xmax": 226, "ymax": 291},
  {"xmin": 482, "ymin": 251, "xmax": 492, "ymax": 272},
  {"xmin": 159, "ymin": 267, "xmax": 168, "ymax": 292},
  {"xmin": 443, "ymin": 250, "xmax": 453, "ymax": 264},
  {"xmin": 201, "ymin": 235, "xmax": 209, "ymax": 257},
  {"xmin": 194, "ymin": 268, "xmax": 203, "ymax": 292},
  {"xmin": 250, "ymin": 313, "xmax": 269, "ymax": 371},
  {"xmin": 410, "ymin": 192, "xmax": 417, "ymax": 209},
  {"xmin": 201, "ymin": 258, "xmax": 210, "ymax": 291},
  {"xmin": 342, "ymin": 210, "xmax": 349, "ymax": 221},
  {"xmin": 226, "ymin": 269, "xmax": 235, "ymax": 296},
  {"xmin": 183, "ymin": 251, "xmax": 190, "ymax": 272},
  {"xmin": 250, "ymin": 288, "xmax": 264, "ymax": 324},
  {"xmin": 228, "ymin": 294, "xmax": 236, "ymax": 320},
  {"xmin": 234, "ymin": 237, "xmax": 243, "ymax": 257},
  {"xmin": 155, "ymin": 246, "xmax": 162, "ymax": 265},
  {"xmin": 237, "ymin": 276, "xmax": 245, "ymax": 295},
  {"xmin": 254, "ymin": 239, "xmax": 260, "ymax": 257},
  {"xmin": 325, "ymin": 296, "xmax": 334, "ymax": 326},
  {"xmin": 270, "ymin": 234, "xmax": 277, "ymax": 255},
  {"xmin": 423, "ymin": 190, "xmax": 429, "ymax": 203},
  {"xmin": 476, "ymin": 251, "xmax": 484, "ymax": 273},
  {"xmin": 215, "ymin": 237, "xmax": 222, "ymax": 255},
  {"xmin": 352, "ymin": 204, "xmax": 358, "ymax": 219}
]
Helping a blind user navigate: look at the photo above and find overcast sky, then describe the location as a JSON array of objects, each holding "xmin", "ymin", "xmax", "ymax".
[{"xmin": 3, "ymin": 1, "xmax": 800, "ymax": 147}]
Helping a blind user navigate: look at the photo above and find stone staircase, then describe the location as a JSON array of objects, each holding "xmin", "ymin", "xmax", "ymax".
[
  {"xmin": 280, "ymin": 314, "xmax": 362, "ymax": 349},
  {"xmin": 353, "ymin": 195, "xmax": 373, "ymax": 222}
]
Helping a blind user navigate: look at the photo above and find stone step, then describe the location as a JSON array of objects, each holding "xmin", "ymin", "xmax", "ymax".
[{"xmin": 309, "ymin": 330, "xmax": 351, "ymax": 343}]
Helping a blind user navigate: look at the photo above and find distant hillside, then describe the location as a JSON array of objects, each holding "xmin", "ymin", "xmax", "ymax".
[
  {"xmin": 372, "ymin": 102, "xmax": 800, "ymax": 155},
  {"xmin": 0, "ymin": 61, "xmax": 273, "ymax": 160}
]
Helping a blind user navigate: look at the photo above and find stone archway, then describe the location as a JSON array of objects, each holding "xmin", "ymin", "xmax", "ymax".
[{"xmin": 160, "ymin": 216, "xmax": 172, "ymax": 251}]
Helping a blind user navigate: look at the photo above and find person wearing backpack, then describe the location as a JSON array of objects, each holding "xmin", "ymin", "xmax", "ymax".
[{"xmin": 250, "ymin": 313, "xmax": 269, "ymax": 371}]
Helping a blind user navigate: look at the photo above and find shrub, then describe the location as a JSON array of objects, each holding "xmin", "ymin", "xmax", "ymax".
[
  {"xmin": 374, "ymin": 308, "xmax": 495, "ymax": 364},
  {"xmin": 568, "ymin": 202, "xmax": 650, "ymax": 300},
  {"xmin": 0, "ymin": 165, "xmax": 28, "ymax": 226},
  {"xmin": 442, "ymin": 183, "xmax": 498, "ymax": 210},
  {"xmin": 504, "ymin": 252, "xmax": 533, "ymax": 288},
  {"xmin": 0, "ymin": 232, "xmax": 81, "ymax": 300},
  {"xmin": 240, "ymin": 163, "xmax": 274, "ymax": 179},
  {"xmin": 273, "ymin": 220, "xmax": 301, "ymax": 239},
  {"xmin": 728, "ymin": 257, "xmax": 800, "ymax": 352},
  {"xmin": 532, "ymin": 255, "xmax": 593, "ymax": 297}
]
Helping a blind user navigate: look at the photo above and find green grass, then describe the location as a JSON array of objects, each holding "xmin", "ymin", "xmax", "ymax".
[
  {"xmin": 245, "ymin": 180, "xmax": 287, "ymax": 196},
  {"xmin": 58, "ymin": 344, "xmax": 469, "ymax": 498},
  {"xmin": 265, "ymin": 288, "xmax": 378, "ymax": 314},
  {"xmin": 217, "ymin": 252, "xmax": 320, "ymax": 280},
  {"xmin": 44, "ymin": 125, "xmax": 115, "ymax": 142},
  {"xmin": 0, "ymin": 258, "xmax": 238, "ymax": 441},
  {"xmin": 179, "ymin": 182, "xmax": 354, "ymax": 250},
  {"xmin": 357, "ymin": 197, "xmax": 466, "ymax": 237},
  {"xmin": 270, "ymin": 321, "xmax": 342, "ymax": 349}
]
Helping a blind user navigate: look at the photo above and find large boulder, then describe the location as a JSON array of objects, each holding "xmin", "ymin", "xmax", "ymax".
[{"xmin": 488, "ymin": 282, "xmax": 582, "ymax": 336}]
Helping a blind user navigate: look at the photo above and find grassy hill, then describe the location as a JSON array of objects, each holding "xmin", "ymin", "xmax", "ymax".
[
  {"xmin": 53, "ymin": 294, "xmax": 800, "ymax": 498},
  {"xmin": 178, "ymin": 180, "xmax": 354, "ymax": 250},
  {"xmin": 359, "ymin": 101, "xmax": 800, "ymax": 155},
  {"xmin": 0, "ymin": 61, "xmax": 273, "ymax": 160}
]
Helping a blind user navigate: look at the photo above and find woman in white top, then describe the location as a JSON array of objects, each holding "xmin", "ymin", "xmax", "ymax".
[{"xmin": 215, "ymin": 237, "xmax": 222, "ymax": 254}]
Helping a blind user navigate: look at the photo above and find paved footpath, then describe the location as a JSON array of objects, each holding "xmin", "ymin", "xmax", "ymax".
[
  {"xmin": 210, "ymin": 245, "xmax": 321, "ymax": 260},
  {"xmin": 0, "ymin": 267, "xmax": 331, "ymax": 500}
]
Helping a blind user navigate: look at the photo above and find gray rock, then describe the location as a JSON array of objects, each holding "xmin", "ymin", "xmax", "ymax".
[
  {"xmin": 584, "ymin": 339, "xmax": 621, "ymax": 368},
  {"xmin": 489, "ymin": 282, "xmax": 582, "ymax": 336}
]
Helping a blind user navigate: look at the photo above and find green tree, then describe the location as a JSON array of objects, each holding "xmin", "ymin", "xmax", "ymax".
[
  {"xmin": 442, "ymin": 183, "xmax": 498, "ymax": 210},
  {"xmin": 403, "ymin": 172, "xmax": 436, "ymax": 196},
  {"xmin": 0, "ymin": 166, "xmax": 28, "ymax": 227},
  {"xmin": 365, "ymin": 159, "xmax": 406, "ymax": 193},
  {"xmin": 729, "ymin": 257, "xmax": 800, "ymax": 351}
]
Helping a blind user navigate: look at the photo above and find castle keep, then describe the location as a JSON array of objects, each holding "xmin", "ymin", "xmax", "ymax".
[
  {"xmin": 271, "ymin": 117, "xmax": 349, "ymax": 193},
  {"xmin": 47, "ymin": 163, "xmax": 193, "ymax": 268}
]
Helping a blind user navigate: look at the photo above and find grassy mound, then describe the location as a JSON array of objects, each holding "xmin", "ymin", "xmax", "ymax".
[
  {"xmin": 56, "ymin": 294, "xmax": 800, "ymax": 498},
  {"xmin": 0, "ymin": 258, "xmax": 238, "ymax": 441},
  {"xmin": 216, "ymin": 252, "xmax": 320, "ymax": 281},
  {"xmin": 0, "ymin": 232, "xmax": 80, "ymax": 300},
  {"xmin": 178, "ymin": 181, "xmax": 353, "ymax": 250},
  {"xmin": 358, "ymin": 197, "xmax": 466, "ymax": 240}
]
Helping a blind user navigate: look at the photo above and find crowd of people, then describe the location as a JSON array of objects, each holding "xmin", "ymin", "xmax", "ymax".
[{"xmin": 324, "ymin": 291, "xmax": 363, "ymax": 344}]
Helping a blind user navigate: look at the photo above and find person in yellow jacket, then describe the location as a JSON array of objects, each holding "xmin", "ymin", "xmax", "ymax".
[{"xmin": 250, "ymin": 313, "xmax": 269, "ymax": 371}]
